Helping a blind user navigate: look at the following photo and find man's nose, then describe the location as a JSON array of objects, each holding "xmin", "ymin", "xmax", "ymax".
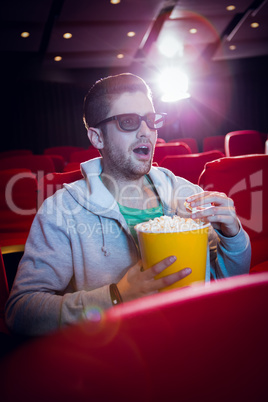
[{"xmin": 137, "ymin": 120, "xmax": 152, "ymax": 137}]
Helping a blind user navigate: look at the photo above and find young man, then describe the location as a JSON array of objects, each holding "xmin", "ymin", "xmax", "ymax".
[{"xmin": 5, "ymin": 73, "xmax": 251, "ymax": 336}]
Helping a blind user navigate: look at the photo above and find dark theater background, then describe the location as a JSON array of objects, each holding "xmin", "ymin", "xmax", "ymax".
[
  {"xmin": 0, "ymin": 2, "xmax": 268, "ymax": 401},
  {"xmin": 0, "ymin": 0, "xmax": 267, "ymax": 153}
]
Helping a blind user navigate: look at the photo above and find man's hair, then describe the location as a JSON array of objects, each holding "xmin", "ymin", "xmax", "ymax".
[{"xmin": 83, "ymin": 73, "xmax": 153, "ymax": 131}]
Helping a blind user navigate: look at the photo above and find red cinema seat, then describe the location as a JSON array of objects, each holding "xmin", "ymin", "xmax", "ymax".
[
  {"xmin": 46, "ymin": 154, "xmax": 65, "ymax": 172},
  {"xmin": 153, "ymin": 142, "xmax": 191, "ymax": 165},
  {"xmin": 38, "ymin": 169, "xmax": 83, "ymax": 206},
  {"xmin": 198, "ymin": 155, "xmax": 268, "ymax": 268},
  {"xmin": 63, "ymin": 162, "xmax": 81, "ymax": 172},
  {"xmin": 70, "ymin": 147, "xmax": 101, "ymax": 163},
  {"xmin": 0, "ymin": 169, "xmax": 38, "ymax": 254},
  {"xmin": 203, "ymin": 135, "xmax": 225, "ymax": 154},
  {"xmin": 63, "ymin": 162, "xmax": 81, "ymax": 173},
  {"xmin": 0, "ymin": 250, "xmax": 9, "ymax": 334},
  {"xmin": 160, "ymin": 150, "xmax": 224, "ymax": 184},
  {"xmin": 156, "ymin": 137, "xmax": 165, "ymax": 143},
  {"xmin": 250, "ymin": 260, "xmax": 268, "ymax": 273},
  {"xmin": 0, "ymin": 149, "xmax": 33, "ymax": 159},
  {"xmin": 44, "ymin": 146, "xmax": 85, "ymax": 164},
  {"xmin": 225, "ymin": 130, "xmax": 266, "ymax": 157},
  {"xmin": 0, "ymin": 155, "xmax": 55, "ymax": 176},
  {"xmin": 0, "ymin": 273, "xmax": 267, "ymax": 402},
  {"xmin": 168, "ymin": 137, "xmax": 199, "ymax": 153}
]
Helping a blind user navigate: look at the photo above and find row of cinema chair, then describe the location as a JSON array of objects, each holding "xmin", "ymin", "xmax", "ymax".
[
  {"xmin": 0, "ymin": 129, "xmax": 265, "ymax": 173},
  {"xmin": 7, "ymin": 129, "xmax": 266, "ymax": 164},
  {"xmin": 0, "ymin": 153, "xmax": 267, "ymax": 271},
  {"xmin": 0, "ymin": 143, "xmax": 219, "ymax": 180},
  {"xmin": 0, "ymin": 146, "xmax": 268, "ymax": 381},
  {"xmin": 0, "ymin": 146, "xmax": 101, "ymax": 174},
  {"xmin": 0, "ymin": 146, "xmax": 87, "ymax": 174},
  {"xmin": 0, "ymin": 130, "xmax": 267, "ymax": 254},
  {"xmin": 154, "ymin": 130, "xmax": 267, "ymax": 184},
  {"xmin": 160, "ymin": 129, "xmax": 267, "ymax": 156}
]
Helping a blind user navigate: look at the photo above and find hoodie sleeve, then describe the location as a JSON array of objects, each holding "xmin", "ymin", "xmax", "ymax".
[
  {"xmin": 5, "ymin": 196, "xmax": 113, "ymax": 336},
  {"xmin": 208, "ymin": 222, "xmax": 251, "ymax": 279}
]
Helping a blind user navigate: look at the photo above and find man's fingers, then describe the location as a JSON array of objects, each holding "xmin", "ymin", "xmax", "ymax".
[
  {"xmin": 192, "ymin": 206, "xmax": 236, "ymax": 219},
  {"xmin": 143, "ymin": 255, "xmax": 192, "ymax": 292},
  {"xmin": 187, "ymin": 191, "xmax": 234, "ymax": 208},
  {"xmin": 143, "ymin": 256, "xmax": 177, "ymax": 280},
  {"xmin": 127, "ymin": 257, "xmax": 193, "ymax": 296},
  {"xmin": 153, "ymin": 267, "xmax": 192, "ymax": 291}
]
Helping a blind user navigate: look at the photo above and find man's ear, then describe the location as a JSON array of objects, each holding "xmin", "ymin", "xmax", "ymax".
[{"xmin": 87, "ymin": 127, "xmax": 104, "ymax": 150}]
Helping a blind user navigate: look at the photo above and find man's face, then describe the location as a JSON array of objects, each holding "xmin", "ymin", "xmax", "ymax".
[{"xmin": 101, "ymin": 91, "xmax": 157, "ymax": 181}]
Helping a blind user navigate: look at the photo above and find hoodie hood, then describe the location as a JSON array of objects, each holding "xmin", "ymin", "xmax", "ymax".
[
  {"xmin": 63, "ymin": 156, "xmax": 202, "ymax": 221},
  {"xmin": 62, "ymin": 158, "xmax": 131, "ymax": 257},
  {"xmin": 63, "ymin": 158, "xmax": 123, "ymax": 221}
]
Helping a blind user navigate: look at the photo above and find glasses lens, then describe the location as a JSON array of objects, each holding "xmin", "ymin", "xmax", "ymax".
[
  {"xmin": 118, "ymin": 114, "xmax": 140, "ymax": 131},
  {"xmin": 116, "ymin": 113, "xmax": 166, "ymax": 131},
  {"xmin": 147, "ymin": 113, "xmax": 166, "ymax": 129}
]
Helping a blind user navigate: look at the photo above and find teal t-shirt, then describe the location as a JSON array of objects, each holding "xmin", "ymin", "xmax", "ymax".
[
  {"xmin": 99, "ymin": 174, "xmax": 163, "ymax": 245},
  {"xmin": 118, "ymin": 203, "xmax": 163, "ymax": 246}
]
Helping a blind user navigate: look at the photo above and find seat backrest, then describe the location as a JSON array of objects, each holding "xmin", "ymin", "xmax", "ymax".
[
  {"xmin": 0, "ymin": 250, "xmax": 9, "ymax": 334},
  {"xmin": 225, "ymin": 130, "xmax": 266, "ymax": 157},
  {"xmin": 168, "ymin": 137, "xmax": 199, "ymax": 153},
  {"xmin": 0, "ymin": 249, "xmax": 9, "ymax": 332},
  {"xmin": 1, "ymin": 273, "xmax": 267, "ymax": 401},
  {"xmin": 0, "ymin": 169, "xmax": 38, "ymax": 254},
  {"xmin": 203, "ymin": 135, "xmax": 225, "ymax": 154},
  {"xmin": 0, "ymin": 168, "xmax": 38, "ymax": 232},
  {"xmin": 156, "ymin": 138, "xmax": 165, "ymax": 143},
  {"xmin": 46, "ymin": 154, "xmax": 65, "ymax": 172},
  {"xmin": 153, "ymin": 142, "xmax": 191, "ymax": 165},
  {"xmin": 198, "ymin": 155, "xmax": 268, "ymax": 266},
  {"xmin": 70, "ymin": 147, "xmax": 101, "ymax": 163},
  {"xmin": 0, "ymin": 149, "xmax": 33, "ymax": 159},
  {"xmin": 63, "ymin": 162, "xmax": 81, "ymax": 172},
  {"xmin": 0, "ymin": 155, "xmax": 55, "ymax": 175},
  {"xmin": 160, "ymin": 151, "xmax": 224, "ymax": 184},
  {"xmin": 38, "ymin": 169, "xmax": 83, "ymax": 206},
  {"xmin": 44, "ymin": 146, "xmax": 85, "ymax": 163}
]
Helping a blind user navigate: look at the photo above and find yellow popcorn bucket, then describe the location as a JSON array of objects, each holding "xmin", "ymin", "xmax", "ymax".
[{"xmin": 135, "ymin": 223, "xmax": 210, "ymax": 291}]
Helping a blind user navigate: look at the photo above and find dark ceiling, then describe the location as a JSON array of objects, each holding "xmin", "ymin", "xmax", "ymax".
[{"xmin": 1, "ymin": 0, "xmax": 268, "ymax": 77}]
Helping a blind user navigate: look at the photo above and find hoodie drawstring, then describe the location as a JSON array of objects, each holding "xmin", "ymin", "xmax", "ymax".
[{"xmin": 98, "ymin": 216, "xmax": 110, "ymax": 257}]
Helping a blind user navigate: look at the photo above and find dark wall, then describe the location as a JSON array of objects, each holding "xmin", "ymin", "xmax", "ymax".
[
  {"xmin": 2, "ymin": 79, "xmax": 89, "ymax": 154},
  {"xmin": 1, "ymin": 55, "xmax": 267, "ymax": 153}
]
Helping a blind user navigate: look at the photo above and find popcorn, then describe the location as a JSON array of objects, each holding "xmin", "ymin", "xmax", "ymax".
[
  {"xmin": 135, "ymin": 215, "xmax": 206, "ymax": 234},
  {"xmin": 184, "ymin": 201, "xmax": 212, "ymax": 214},
  {"xmin": 184, "ymin": 201, "xmax": 194, "ymax": 212}
]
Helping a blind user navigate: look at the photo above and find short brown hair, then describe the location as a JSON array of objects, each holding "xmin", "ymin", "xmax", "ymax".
[{"xmin": 83, "ymin": 73, "xmax": 153, "ymax": 130}]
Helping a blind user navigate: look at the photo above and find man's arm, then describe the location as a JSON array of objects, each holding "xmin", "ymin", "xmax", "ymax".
[{"xmin": 5, "ymin": 201, "xmax": 112, "ymax": 336}]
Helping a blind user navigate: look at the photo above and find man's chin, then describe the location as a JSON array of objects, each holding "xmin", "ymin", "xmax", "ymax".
[
  {"xmin": 134, "ymin": 160, "xmax": 152, "ymax": 177},
  {"xmin": 123, "ymin": 159, "xmax": 149, "ymax": 179}
]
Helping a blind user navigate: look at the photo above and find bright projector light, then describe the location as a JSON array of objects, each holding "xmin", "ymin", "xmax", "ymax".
[
  {"xmin": 158, "ymin": 36, "xmax": 182, "ymax": 58},
  {"xmin": 158, "ymin": 68, "xmax": 190, "ymax": 102}
]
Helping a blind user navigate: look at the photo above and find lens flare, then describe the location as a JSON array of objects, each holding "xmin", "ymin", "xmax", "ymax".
[
  {"xmin": 158, "ymin": 68, "xmax": 190, "ymax": 102},
  {"xmin": 158, "ymin": 36, "xmax": 183, "ymax": 58},
  {"xmin": 84, "ymin": 306, "xmax": 103, "ymax": 322}
]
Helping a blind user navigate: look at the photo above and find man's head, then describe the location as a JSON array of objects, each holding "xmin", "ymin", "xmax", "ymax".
[
  {"xmin": 83, "ymin": 73, "xmax": 165, "ymax": 181},
  {"xmin": 83, "ymin": 73, "xmax": 153, "ymax": 132}
]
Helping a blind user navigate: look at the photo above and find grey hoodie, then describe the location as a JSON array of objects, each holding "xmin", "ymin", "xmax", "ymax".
[{"xmin": 5, "ymin": 158, "xmax": 251, "ymax": 336}]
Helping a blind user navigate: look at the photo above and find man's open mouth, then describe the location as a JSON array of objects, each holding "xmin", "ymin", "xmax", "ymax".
[{"xmin": 133, "ymin": 145, "xmax": 150, "ymax": 155}]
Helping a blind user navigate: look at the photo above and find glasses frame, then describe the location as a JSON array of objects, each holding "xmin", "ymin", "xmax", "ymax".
[{"xmin": 95, "ymin": 113, "xmax": 167, "ymax": 132}]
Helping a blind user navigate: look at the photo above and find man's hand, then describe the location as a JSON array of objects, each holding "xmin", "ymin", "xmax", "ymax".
[
  {"xmin": 186, "ymin": 191, "xmax": 240, "ymax": 237},
  {"xmin": 117, "ymin": 256, "xmax": 192, "ymax": 302}
]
